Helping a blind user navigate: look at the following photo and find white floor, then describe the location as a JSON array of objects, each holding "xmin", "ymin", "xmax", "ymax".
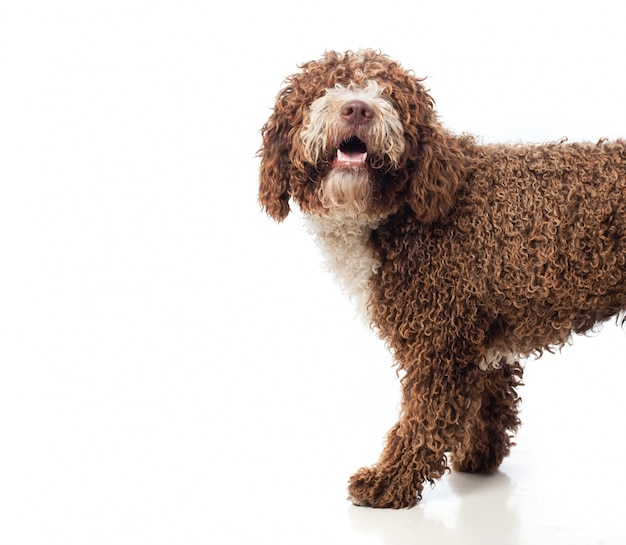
[
  {"xmin": 203, "ymin": 313, "xmax": 626, "ymax": 545},
  {"xmin": 2, "ymin": 2, "xmax": 626, "ymax": 543},
  {"xmin": 5, "ymin": 228, "xmax": 625, "ymax": 545}
]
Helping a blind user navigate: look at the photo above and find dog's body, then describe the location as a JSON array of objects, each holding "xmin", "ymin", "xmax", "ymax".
[{"xmin": 258, "ymin": 49, "xmax": 626, "ymax": 508}]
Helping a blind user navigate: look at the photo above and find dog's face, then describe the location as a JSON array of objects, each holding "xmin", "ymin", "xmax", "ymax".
[{"xmin": 259, "ymin": 49, "xmax": 464, "ymax": 223}]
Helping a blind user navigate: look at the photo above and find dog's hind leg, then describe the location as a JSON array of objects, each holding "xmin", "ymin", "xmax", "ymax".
[{"xmin": 451, "ymin": 359, "xmax": 523, "ymax": 474}]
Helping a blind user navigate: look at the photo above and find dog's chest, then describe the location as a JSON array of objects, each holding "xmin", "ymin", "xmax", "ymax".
[{"xmin": 305, "ymin": 214, "xmax": 381, "ymax": 318}]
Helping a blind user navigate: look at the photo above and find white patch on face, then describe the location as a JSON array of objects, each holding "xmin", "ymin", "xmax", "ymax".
[{"xmin": 300, "ymin": 80, "xmax": 406, "ymax": 168}]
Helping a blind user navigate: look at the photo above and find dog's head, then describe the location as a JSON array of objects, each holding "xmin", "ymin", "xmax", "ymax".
[{"xmin": 258, "ymin": 49, "xmax": 466, "ymax": 223}]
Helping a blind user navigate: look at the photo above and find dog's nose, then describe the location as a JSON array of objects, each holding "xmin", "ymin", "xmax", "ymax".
[{"xmin": 340, "ymin": 100, "xmax": 374, "ymax": 126}]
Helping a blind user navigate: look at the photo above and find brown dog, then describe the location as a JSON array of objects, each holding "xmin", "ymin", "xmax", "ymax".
[{"xmin": 258, "ymin": 49, "xmax": 626, "ymax": 508}]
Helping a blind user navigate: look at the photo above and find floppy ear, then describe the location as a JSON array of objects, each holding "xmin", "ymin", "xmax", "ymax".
[
  {"xmin": 258, "ymin": 97, "xmax": 293, "ymax": 222},
  {"xmin": 409, "ymin": 113, "xmax": 466, "ymax": 224}
]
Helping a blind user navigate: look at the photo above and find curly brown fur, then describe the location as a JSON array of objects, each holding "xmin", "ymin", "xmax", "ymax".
[{"xmin": 258, "ymin": 49, "xmax": 626, "ymax": 508}]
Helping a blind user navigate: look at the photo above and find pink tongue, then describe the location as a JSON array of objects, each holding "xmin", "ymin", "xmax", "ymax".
[{"xmin": 335, "ymin": 149, "xmax": 367, "ymax": 166}]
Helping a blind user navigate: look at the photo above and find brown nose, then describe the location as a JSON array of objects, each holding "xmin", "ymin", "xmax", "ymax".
[{"xmin": 340, "ymin": 100, "xmax": 374, "ymax": 125}]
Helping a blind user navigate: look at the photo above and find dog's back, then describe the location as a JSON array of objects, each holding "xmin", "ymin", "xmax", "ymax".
[{"xmin": 369, "ymin": 138, "xmax": 626, "ymax": 360}]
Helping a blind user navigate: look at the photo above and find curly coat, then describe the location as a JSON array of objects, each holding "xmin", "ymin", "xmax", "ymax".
[{"xmin": 258, "ymin": 49, "xmax": 626, "ymax": 508}]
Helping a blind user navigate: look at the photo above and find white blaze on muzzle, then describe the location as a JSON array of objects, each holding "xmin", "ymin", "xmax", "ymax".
[{"xmin": 300, "ymin": 80, "xmax": 406, "ymax": 168}]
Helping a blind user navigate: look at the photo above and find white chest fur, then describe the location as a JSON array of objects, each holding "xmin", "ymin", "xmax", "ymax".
[
  {"xmin": 304, "ymin": 214, "xmax": 381, "ymax": 320},
  {"xmin": 305, "ymin": 214, "xmax": 520, "ymax": 371}
]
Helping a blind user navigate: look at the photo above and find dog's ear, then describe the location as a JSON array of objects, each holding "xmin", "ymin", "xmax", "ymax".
[
  {"xmin": 258, "ymin": 93, "xmax": 294, "ymax": 222},
  {"xmin": 408, "ymin": 114, "xmax": 465, "ymax": 224}
]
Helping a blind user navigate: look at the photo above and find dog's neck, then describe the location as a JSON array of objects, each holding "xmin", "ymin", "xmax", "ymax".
[{"xmin": 304, "ymin": 213, "xmax": 382, "ymax": 320}]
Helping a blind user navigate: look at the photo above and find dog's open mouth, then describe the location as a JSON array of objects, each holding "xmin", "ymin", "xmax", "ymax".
[{"xmin": 333, "ymin": 136, "xmax": 368, "ymax": 170}]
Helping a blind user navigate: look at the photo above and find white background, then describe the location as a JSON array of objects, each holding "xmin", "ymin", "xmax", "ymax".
[{"xmin": 1, "ymin": 1, "xmax": 626, "ymax": 543}]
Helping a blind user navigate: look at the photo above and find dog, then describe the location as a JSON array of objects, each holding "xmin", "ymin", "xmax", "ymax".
[{"xmin": 257, "ymin": 49, "xmax": 626, "ymax": 508}]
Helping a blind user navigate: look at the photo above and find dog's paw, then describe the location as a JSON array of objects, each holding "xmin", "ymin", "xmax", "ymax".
[{"xmin": 348, "ymin": 466, "xmax": 420, "ymax": 509}]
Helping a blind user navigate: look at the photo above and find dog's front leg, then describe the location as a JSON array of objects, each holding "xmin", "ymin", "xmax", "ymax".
[
  {"xmin": 348, "ymin": 358, "xmax": 482, "ymax": 508},
  {"xmin": 348, "ymin": 420, "xmax": 441, "ymax": 509}
]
